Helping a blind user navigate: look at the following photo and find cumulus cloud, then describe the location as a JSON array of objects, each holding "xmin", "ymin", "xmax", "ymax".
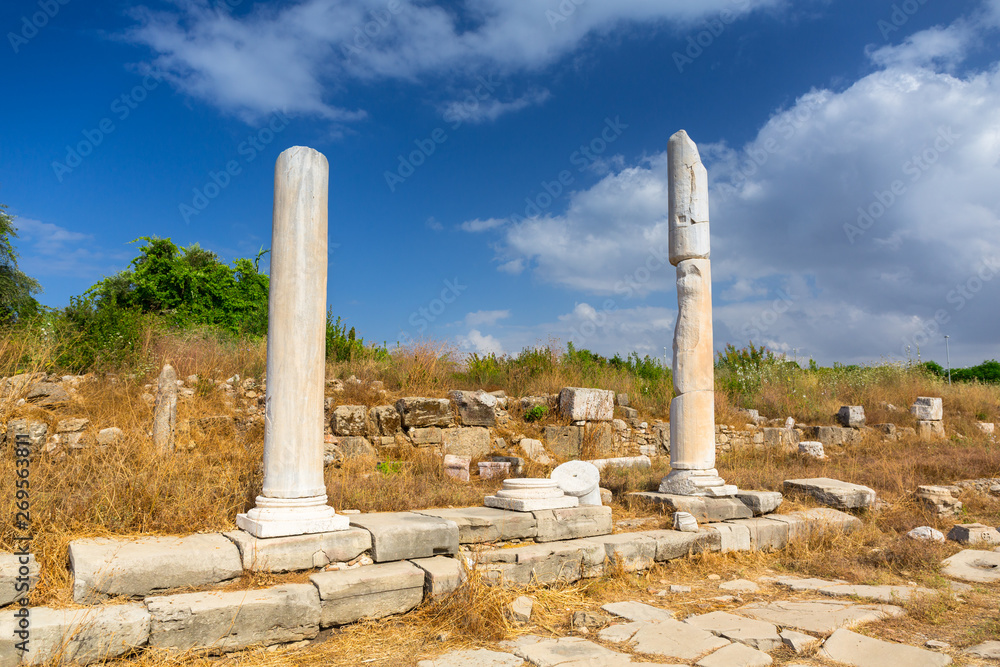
[
  {"xmin": 465, "ymin": 309, "xmax": 510, "ymax": 326},
  {"xmin": 126, "ymin": 0, "xmax": 785, "ymax": 121},
  {"xmin": 441, "ymin": 89, "xmax": 551, "ymax": 125},
  {"xmin": 11, "ymin": 218, "xmax": 125, "ymax": 280},
  {"xmin": 457, "ymin": 328, "xmax": 504, "ymax": 355},
  {"xmin": 467, "ymin": 10, "xmax": 1000, "ymax": 365}
]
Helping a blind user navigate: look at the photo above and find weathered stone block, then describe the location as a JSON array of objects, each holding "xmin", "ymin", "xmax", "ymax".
[
  {"xmin": 532, "ymin": 505, "xmax": 612, "ymax": 542},
  {"xmin": 369, "ymin": 405, "xmax": 401, "ymax": 435},
  {"xmin": 581, "ymin": 421, "xmax": 613, "ymax": 456},
  {"xmin": 711, "ymin": 523, "xmax": 751, "ymax": 552},
  {"xmin": 544, "ymin": 425, "xmax": 583, "ymax": 460},
  {"xmin": 784, "ymin": 478, "xmax": 876, "ymax": 510},
  {"xmin": 475, "ymin": 540, "xmax": 605, "ymax": 586},
  {"xmin": 25, "ymin": 381, "xmax": 70, "ymax": 407},
  {"xmin": 917, "ymin": 420, "xmax": 946, "ymax": 440},
  {"xmin": 414, "ymin": 507, "xmax": 537, "ymax": 543},
  {"xmin": 725, "ymin": 517, "xmax": 789, "ymax": 550},
  {"xmin": 0, "ymin": 553, "xmax": 38, "ymax": 607},
  {"xmin": 836, "ymin": 405, "xmax": 866, "ymax": 428},
  {"xmin": 911, "ymin": 397, "xmax": 943, "ymax": 421},
  {"xmin": 629, "ymin": 492, "xmax": 752, "ymax": 522},
  {"xmin": 146, "ymin": 584, "xmax": 319, "ymax": 652},
  {"xmin": 791, "ymin": 507, "xmax": 863, "ymax": 534},
  {"xmin": 947, "ymin": 523, "xmax": 1000, "ymax": 546},
  {"xmin": 735, "ymin": 490, "xmax": 783, "ymax": 516},
  {"xmin": 223, "ymin": 528, "xmax": 371, "ymax": 572},
  {"xmin": 310, "ymin": 561, "xmax": 424, "ymax": 627},
  {"xmin": 442, "ymin": 426, "xmax": 491, "ymax": 457},
  {"xmin": 448, "ymin": 390, "xmax": 497, "ymax": 427},
  {"xmin": 0, "ymin": 604, "xmax": 149, "ymax": 666},
  {"xmin": 410, "ymin": 556, "xmax": 464, "ymax": 598},
  {"xmin": 763, "ymin": 427, "xmax": 798, "ymax": 450},
  {"xmin": 331, "ymin": 405, "xmax": 368, "ymax": 435},
  {"xmin": 349, "ymin": 512, "xmax": 459, "ymax": 562},
  {"xmin": 642, "ymin": 529, "xmax": 721, "ymax": 560},
  {"xmin": 69, "ymin": 534, "xmax": 242, "ymax": 603},
  {"xmin": 558, "ymin": 387, "xmax": 614, "ymax": 421},
  {"xmin": 396, "ymin": 397, "xmax": 454, "ymax": 428},
  {"xmin": 580, "ymin": 533, "xmax": 657, "ymax": 571},
  {"xmin": 410, "ymin": 427, "xmax": 443, "ymax": 445}
]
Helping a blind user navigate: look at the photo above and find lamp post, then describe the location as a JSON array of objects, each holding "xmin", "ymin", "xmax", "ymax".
[{"xmin": 944, "ymin": 335, "xmax": 952, "ymax": 385}]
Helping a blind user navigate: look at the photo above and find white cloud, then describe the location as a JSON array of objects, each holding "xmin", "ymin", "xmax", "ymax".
[
  {"xmin": 471, "ymin": 13, "xmax": 1000, "ymax": 365},
  {"xmin": 456, "ymin": 328, "xmax": 504, "ymax": 355},
  {"xmin": 465, "ymin": 309, "xmax": 510, "ymax": 327},
  {"xmin": 460, "ymin": 217, "xmax": 507, "ymax": 233},
  {"xmin": 868, "ymin": 22, "xmax": 974, "ymax": 71},
  {"xmin": 10, "ymin": 218, "xmax": 126, "ymax": 280},
  {"xmin": 442, "ymin": 89, "xmax": 551, "ymax": 125},
  {"xmin": 126, "ymin": 0, "xmax": 786, "ymax": 121}
]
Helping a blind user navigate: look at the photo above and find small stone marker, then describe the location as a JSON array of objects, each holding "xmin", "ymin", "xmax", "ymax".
[
  {"xmin": 673, "ymin": 511, "xmax": 698, "ymax": 532},
  {"xmin": 911, "ymin": 397, "xmax": 944, "ymax": 421},
  {"xmin": 477, "ymin": 461, "xmax": 510, "ymax": 480},
  {"xmin": 798, "ymin": 441, "xmax": 826, "ymax": 459},
  {"xmin": 444, "ymin": 455, "xmax": 471, "ymax": 482},
  {"xmin": 152, "ymin": 364, "xmax": 177, "ymax": 453},
  {"xmin": 836, "ymin": 406, "xmax": 865, "ymax": 428},
  {"xmin": 907, "ymin": 526, "xmax": 945, "ymax": 542},
  {"xmin": 507, "ymin": 596, "xmax": 534, "ymax": 624}
]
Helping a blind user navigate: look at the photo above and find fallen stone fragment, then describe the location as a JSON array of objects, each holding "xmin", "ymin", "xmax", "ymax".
[
  {"xmin": 572, "ymin": 610, "xmax": 611, "ymax": 631},
  {"xmin": 600, "ymin": 619, "xmax": 730, "ymax": 662},
  {"xmin": 836, "ymin": 406, "xmax": 865, "ymax": 428},
  {"xmin": 818, "ymin": 584, "xmax": 934, "ymax": 604},
  {"xmin": 770, "ymin": 576, "xmax": 847, "ymax": 591},
  {"xmin": 507, "ymin": 596, "xmax": 533, "ymax": 624},
  {"xmin": 947, "ymin": 523, "xmax": 1000, "ymax": 546},
  {"xmin": 964, "ymin": 641, "xmax": 1000, "ymax": 659},
  {"xmin": 819, "ymin": 628, "xmax": 952, "ymax": 667},
  {"xmin": 798, "ymin": 441, "xmax": 826, "ymax": 459},
  {"xmin": 696, "ymin": 641, "xmax": 773, "ymax": 667},
  {"xmin": 684, "ymin": 611, "xmax": 782, "ymax": 651},
  {"xmin": 417, "ymin": 648, "xmax": 525, "ymax": 667},
  {"xmin": 601, "ymin": 601, "xmax": 674, "ymax": 622},
  {"xmin": 925, "ymin": 640, "xmax": 950, "ymax": 649},
  {"xmin": 735, "ymin": 490, "xmax": 783, "ymax": 515},
  {"xmin": 736, "ymin": 600, "xmax": 904, "ymax": 635},
  {"xmin": 780, "ymin": 629, "xmax": 821, "ymax": 654},
  {"xmin": 940, "ymin": 549, "xmax": 1000, "ymax": 583},
  {"xmin": 783, "ymin": 478, "xmax": 876, "ymax": 510},
  {"xmin": 915, "ymin": 486, "xmax": 962, "ymax": 516},
  {"xmin": 907, "ymin": 526, "xmax": 945, "ymax": 542},
  {"xmin": 674, "ymin": 511, "xmax": 699, "ymax": 532},
  {"xmin": 506, "ymin": 635, "xmax": 632, "ymax": 666},
  {"xmin": 911, "ymin": 397, "xmax": 944, "ymax": 421},
  {"xmin": 444, "ymin": 454, "xmax": 471, "ymax": 482}
]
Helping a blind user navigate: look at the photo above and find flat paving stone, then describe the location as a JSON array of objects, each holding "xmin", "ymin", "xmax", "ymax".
[
  {"xmin": 602, "ymin": 601, "xmax": 674, "ymax": 622},
  {"xmin": 506, "ymin": 635, "xmax": 633, "ymax": 666},
  {"xmin": 735, "ymin": 600, "xmax": 904, "ymax": 635},
  {"xmin": 819, "ymin": 628, "xmax": 952, "ymax": 666},
  {"xmin": 695, "ymin": 642, "xmax": 773, "ymax": 667},
  {"xmin": 964, "ymin": 640, "xmax": 1000, "ymax": 659},
  {"xmin": 769, "ymin": 575, "xmax": 847, "ymax": 591},
  {"xmin": 719, "ymin": 579, "xmax": 759, "ymax": 592},
  {"xmin": 601, "ymin": 619, "xmax": 730, "ymax": 662},
  {"xmin": 783, "ymin": 478, "xmax": 876, "ymax": 510},
  {"xmin": 684, "ymin": 611, "xmax": 782, "ymax": 651},
  {"xmin": 417, "ymin": 648, "xmax": 526, "ymax": 666},
  {"xmin": 940, "ymin": 549, "xmax": 1000, "ymax": 583},
  {"xmin": 819, "ymin": 583, "xmax": 935, "ymax": 603}
]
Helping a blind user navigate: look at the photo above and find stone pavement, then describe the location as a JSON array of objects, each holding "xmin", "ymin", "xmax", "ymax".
[{"xmin": 415, "ymin": 572, "xmax": 989, "ymax": 667}]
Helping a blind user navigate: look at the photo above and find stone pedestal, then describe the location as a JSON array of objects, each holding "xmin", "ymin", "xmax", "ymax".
[
  {"xmin": 551, "ymin": 460, "xmax": 603, "ymax": 506},
  {"xmin": 485, "ymin": 479, "xmax": 578, "ymax": 512},
  {"xmin": 237, "ymin": 146, "xmax": 349, "ymax": 538},
  {"xmin": 660, "ymin": 130, "xmax": 735, "ymax": 498}
]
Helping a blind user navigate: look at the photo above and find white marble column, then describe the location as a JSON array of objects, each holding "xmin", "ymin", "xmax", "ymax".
[
  {"xmin": 237, "ymin": 146, "xmax": 349, "ymax": 538},
  {"xmin": 659, "ymin": 131, "xmax": 736, "ymax": 498}
]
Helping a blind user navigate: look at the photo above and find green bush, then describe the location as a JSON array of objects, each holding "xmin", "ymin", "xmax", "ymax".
[{"xmin": 524, "ymin": 405, "xmax": 548, "ymax": 422}]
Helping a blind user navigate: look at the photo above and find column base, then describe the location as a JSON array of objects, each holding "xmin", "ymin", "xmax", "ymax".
[
  {"xmin": 237, "ymin": 494, "xmax": 350, "ymax": 538},
  {"xmin": 659, "ymin": 469, "xmax": 737, "ymax": 497}
]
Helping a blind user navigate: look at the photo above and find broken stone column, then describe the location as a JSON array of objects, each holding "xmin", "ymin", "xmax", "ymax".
[
  {"xmin": 237, "ymin": 147, "xmax": 349, "ymax": 538},
  {"xmin": 152, "ymin": 364, "xmax": 177, "ymax": 454},
  {"xmin": 659, "ymin": 130, "xmax": 736, "ymax": 498}
]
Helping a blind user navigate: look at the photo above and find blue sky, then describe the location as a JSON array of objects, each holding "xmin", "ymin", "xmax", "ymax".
[{"xmin": 2, "ymin": 0, "xmax": 999, "ymax": 367}]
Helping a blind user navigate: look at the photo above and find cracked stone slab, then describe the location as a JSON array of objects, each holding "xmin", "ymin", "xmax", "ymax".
[
  {"xmin": 783, "ymin": 478, "xmax": 876, "ymax": 510},
  {"xmin": 684, "ymin": 611, "xmax": 782, "ymax": 651},
  {"xmin": 780, "ymin": 629, "xmax": 821, "ymax": 654},
  {"xmin": 602, "ymin": 601, "xmax": 675, "ymax": 622},
  {"xmin": 413, "ymin": 507, "xmax": 537, "ymax": 543},
  {"xmin": 819, "ymin": 628, "xmax": 952, "ymax": 666},
  {"xmin": 417, "ymin": 648, "xmax": 526, "ymax": 666},
  {"xmin": 735, "ymin": 600, "xmax": 904, "ymax": 635},
  {"xmin": 349, "ymin": 512, "xmax": 459, "ymax": 562},
  {"xmin": 695, "ymin": 642, "xmax": 773, "ymax": 667},
  {"xmin": 223, "ymin": 528, "xmax": 371, "ymax": 572},
  {"xmin": 964, "ymin": 640, "xmax": 1000, "ymax": 659},
  {"xmin": 601, "ymin": 619, "xmax": 730, "ymax": 662},
  {"xmin": 940, "ymin": 549, "xmax": 1000, "ymax": 583},
  {"xmin": 505, "ymin": 635, "xmax": 633, "ymax": 666},
  {"xmin": 818, "ymin": 584, "xmax": 935, "ymax": 603},
  {"xmin": 768, "ymin": 575, "xmax": 847, "ymax": 591}
]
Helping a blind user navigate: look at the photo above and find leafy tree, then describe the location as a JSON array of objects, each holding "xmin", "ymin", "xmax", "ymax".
[{"xmin": 0, "ymin": 204, "xmax": 41, "ymax": 323}]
